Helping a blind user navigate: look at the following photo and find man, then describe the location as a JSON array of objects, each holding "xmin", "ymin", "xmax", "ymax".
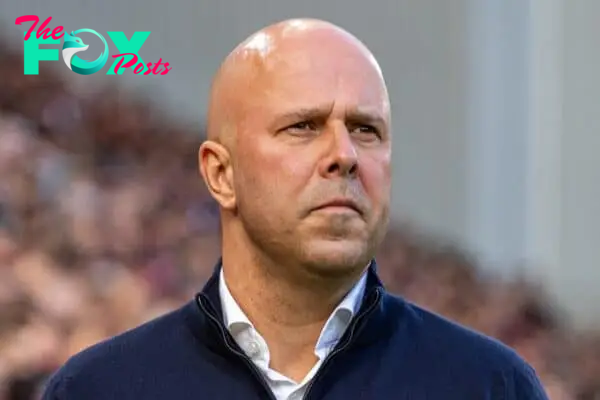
[{"xmin": 42, "ymin": 19, "xmax": 549, "ymax": 399}]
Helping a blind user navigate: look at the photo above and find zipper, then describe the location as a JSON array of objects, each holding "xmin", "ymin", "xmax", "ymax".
[
  {"xmin": 302, "ymin": 288, "xmax": 382, "ymax": 400},
  {"xmin": 197, "ymin": 295, "xmax": 278, "ymax": 400}
]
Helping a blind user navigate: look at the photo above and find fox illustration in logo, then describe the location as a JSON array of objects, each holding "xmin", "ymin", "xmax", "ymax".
[
  {"xmin": 61, "ymin": 31, "xmax": 88, "ymax": 70},
  {"xmin": 61, "ymin": 29, "xmax": 109, "ymax": 75}
]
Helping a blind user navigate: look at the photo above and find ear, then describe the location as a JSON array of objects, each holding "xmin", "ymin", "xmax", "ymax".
[{"xmin": 198, "ymin": 140, "xmax": 236, "ymax": 211}]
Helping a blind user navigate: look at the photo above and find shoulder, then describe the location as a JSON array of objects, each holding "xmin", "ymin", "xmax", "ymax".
[
  {"xmin": 42, "ymin": 301, "xmax": 199, "ymax": 399},
  {"xmin": 381, "ymin": 292, "xmax": 524, "ymax": 362},
  {"xmin": 380, "ymin": 293, "xmax": 548, "ymax": 398}
]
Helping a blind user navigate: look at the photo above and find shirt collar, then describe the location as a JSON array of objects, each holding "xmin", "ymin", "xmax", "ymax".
[
  {"xmin": 219, "ymin": 268, "xmax": 255, "ymax": 336},
  {"xmin": 316, "ymin": 271, "xmax": 367, "ymax": 355},
  {"xmin": 219, "ymin": 267, "xmax": 368, "ymax": 357}
]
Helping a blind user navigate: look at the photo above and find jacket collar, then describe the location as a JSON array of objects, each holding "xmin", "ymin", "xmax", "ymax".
[{"xmin": 192, "ymin": 258, "xmax": 389, "ymax": 353}]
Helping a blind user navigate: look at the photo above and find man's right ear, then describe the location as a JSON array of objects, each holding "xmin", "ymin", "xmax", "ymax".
[{"xmin": 198, "ymin": 141, "xmax": 236, "ymax": 211}]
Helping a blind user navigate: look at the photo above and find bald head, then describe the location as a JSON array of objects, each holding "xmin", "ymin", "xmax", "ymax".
[
  {"xmin": 200, "ymin": 19, "xmax": 391, "ymax": 277},
  {"xmin": 206, "ymin": 19, "xmax": 389, "ymax": 146}
]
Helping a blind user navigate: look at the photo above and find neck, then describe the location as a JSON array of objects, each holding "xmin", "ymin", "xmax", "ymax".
[
  {"xmin": 222, "ymin": 258, "xmax": 354, "ymax": 327},
  {"xmin": 221, "ymin": 241, "xmax": 362, "ymax": 326},
  {"xmin": 220, "ymin": 226, "xmax": 365, "ymax": 380}
]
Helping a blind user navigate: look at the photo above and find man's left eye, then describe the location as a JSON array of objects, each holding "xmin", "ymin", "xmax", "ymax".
[
  {"xmin": 354, "ymin": 125, "xmax": 377, "ymax": 133},
  {"xmin": 352, "ymin": 125, "xmax": 380, "ymax": 139}
]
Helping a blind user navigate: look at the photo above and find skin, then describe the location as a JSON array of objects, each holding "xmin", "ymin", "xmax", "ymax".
[{"xmin": 199, "ymin": 18, "xmax": 391, "ymax": 381}]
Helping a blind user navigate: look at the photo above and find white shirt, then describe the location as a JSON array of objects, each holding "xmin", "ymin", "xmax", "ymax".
[{"xmin": 219, "ymin": 269, "xmax": 367, "ymax": 400}]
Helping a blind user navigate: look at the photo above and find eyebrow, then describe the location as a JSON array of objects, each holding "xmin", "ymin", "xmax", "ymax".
[
  {"xmin": 272, "ymin": 105, "xmax": 387, "ymax": 129},
  {"xmin": 345, "ymin": 109, "xmax": 387, "ymax": 127}
]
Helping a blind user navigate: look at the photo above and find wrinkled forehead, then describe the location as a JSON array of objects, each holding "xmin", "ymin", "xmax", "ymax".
[{"xmin": 241, "ymin": 33, "xmax": 390, "ymax": 123}]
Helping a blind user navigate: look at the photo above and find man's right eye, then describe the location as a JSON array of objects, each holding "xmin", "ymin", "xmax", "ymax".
[
  {"xmin": 288, "ymin": 121, "xmax": 316, "ymax": 131},
  {"xmin": 284, "ymin": 121, "xmax": 319, "ymax": 136}
]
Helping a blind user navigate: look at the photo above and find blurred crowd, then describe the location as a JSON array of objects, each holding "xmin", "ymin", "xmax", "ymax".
[{"xmin": 0, "ymin": 40, "xmax": 598, "ymax": 399}]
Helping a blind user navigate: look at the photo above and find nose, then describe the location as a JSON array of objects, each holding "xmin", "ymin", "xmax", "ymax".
[{"xmin": 319, "ymin": 126, "xmax": 359, "ymax": 179}]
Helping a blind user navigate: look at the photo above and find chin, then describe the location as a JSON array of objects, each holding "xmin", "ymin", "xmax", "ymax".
[{"xmin": 299, "ymin": 239, "xmax": 373, "ymax": 276}]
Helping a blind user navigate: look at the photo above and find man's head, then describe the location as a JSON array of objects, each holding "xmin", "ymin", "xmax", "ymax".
[{"xmin": 199, "ymin": 19, "xmax": 391, "ymax": 280}]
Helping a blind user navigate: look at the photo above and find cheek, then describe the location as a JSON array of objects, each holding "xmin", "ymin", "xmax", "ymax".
[
  {"xmin": 241, "ymin": 137, "xmax": 312, "ymax": 191},
  {"xmin": 235, "ymin": 141, "xmax": 308, "ymax": 208},
  {"xmin": 360, "ymin": 156, "xmax": 391, "ymax": 206}
]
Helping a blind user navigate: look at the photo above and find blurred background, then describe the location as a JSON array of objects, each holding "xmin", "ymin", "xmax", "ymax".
[{"xmin": 0, "ymin": 0, "xmax": 599, "ymax": 398}]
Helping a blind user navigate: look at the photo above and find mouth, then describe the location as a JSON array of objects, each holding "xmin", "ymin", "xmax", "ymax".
[{"xmin": 312, "ymin": 199, "xmax": 362, "ymax": 215}]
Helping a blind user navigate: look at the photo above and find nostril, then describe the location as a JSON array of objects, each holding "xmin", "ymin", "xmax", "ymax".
[{"xmin": 326, "ymin": 162, "xmax": 357, "ymax": 176}]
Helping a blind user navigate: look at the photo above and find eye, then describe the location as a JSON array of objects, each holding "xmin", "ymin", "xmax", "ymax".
[
  {"xmin": 354, "ymin": 125, "xmax": 377, "ymax": 133},
  {"xmin": 285, "ymin": 121, "xmax": 318, "ymax": 135},
  {"xmin": 351, "ymin": 125, "xmax": 381, "ymax": 141}
]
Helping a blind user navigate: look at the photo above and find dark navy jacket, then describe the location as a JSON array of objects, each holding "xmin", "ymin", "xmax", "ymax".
[{"xmin": 42, "ymin": 260, "xmax": 549, "ymax": 399}]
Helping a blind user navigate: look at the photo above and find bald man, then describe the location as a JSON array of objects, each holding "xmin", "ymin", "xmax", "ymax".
[{"xmin": 43, "ymin": 20, "xmax": 548, "ymax": 399}]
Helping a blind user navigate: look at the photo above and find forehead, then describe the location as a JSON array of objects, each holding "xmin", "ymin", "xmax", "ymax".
[{"xmin": 246, "ymin": 36, "xmax": 389, "ymax": 121}]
